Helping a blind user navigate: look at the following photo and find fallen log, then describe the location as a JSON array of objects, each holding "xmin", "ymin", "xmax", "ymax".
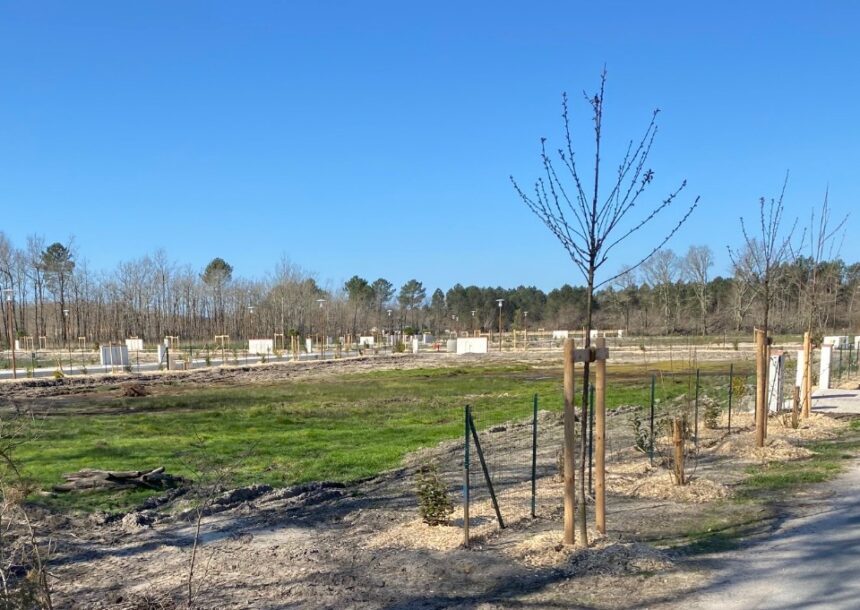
[{"xmin": 53, "ymin": 466, "xmax": 180, "ymax": 492}]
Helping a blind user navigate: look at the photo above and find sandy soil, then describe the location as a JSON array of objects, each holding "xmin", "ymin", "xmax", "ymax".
[{"xmin": 32, "ymin": 379, "xmax": 849, "ymax": 610}]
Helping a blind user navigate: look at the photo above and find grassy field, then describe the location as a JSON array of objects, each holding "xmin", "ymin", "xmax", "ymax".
[{"xmin": 12, "ymin": 360, "xmax": 750, "ymax": 512}]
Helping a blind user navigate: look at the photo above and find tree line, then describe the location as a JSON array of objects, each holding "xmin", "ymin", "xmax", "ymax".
[{"xmin": 0, "ymin": 233, "xmax": 856, "ymax": 347}]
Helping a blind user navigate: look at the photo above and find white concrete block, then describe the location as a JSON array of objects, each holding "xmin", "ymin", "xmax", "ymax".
[
  {"xmin": 412, "ymin": 339, "xmax": 419, "ymax": 354},
  {"xmin": 820, "ymin": 344, "xmax": 833, "ymax": 391},
  {"xmin": 552, "ymin": 330, "xmax": 569, "ymax": 340},
  {"xmin": 359, "ymin": 335, "xmax": 375, "ymax": 346},
  {"xmin": 422, "ymin": 333, "xmax": 434, "ymax": 344},
  {"xmin": 456, "ymin": 337, "xmax": 488, "ymax": 355},
  {"xmin": 249, "ymin": 339, "xmax": 274, "ymax": 354},
  {"xmin": 617, "ymin": 330, "xmax": 625, "ymax": 338},
  {"xmin": 305, "ymin": 338, "xmax": 313, "ymax": 353},
  {"xmin": 126, "ymin": 338, "xmax": 144, "ymax": 351},
  {"xmin": 100, "ymin": 345, "xmax": 130, "ymax": 367}
]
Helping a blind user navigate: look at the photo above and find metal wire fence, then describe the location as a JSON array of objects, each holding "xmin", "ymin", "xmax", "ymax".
[{"xmin": 461, "ymin": 365, "xmax": 758, "ymax": 543}]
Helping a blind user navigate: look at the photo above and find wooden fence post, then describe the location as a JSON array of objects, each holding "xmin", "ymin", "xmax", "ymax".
[
  {"xmin": 755, "ymin": 328, "xmax": 766, "ymax": 448},
  {"xmin": 563, "ymin": 338, "xmax": 576, "ymax": 546},
  {"xmin": 673, "ymin": 416, "xmax": 686, "ymax": 485},
  {"xmin": 792, "ymin": 385, "xmax": 800, "ymax": 429},
  {"xmin": 595, "ymin": 337, "xmax": 607, "ymax": 534}
]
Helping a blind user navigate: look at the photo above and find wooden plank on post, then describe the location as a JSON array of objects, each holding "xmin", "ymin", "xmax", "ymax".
[
  {"xmin": 562, "ymin": 338, "xmax": 576, "ymax": 546},
  {"xmin": 594, "ymin": 337, "xmax": 607, "ymax": 534},
  {"xmin": 755, "ymin": 329, "xmax": 766, "ymax": 448}
]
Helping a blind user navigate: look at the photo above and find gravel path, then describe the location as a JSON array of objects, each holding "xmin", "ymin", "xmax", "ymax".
[{"xmin": 684, "ymin": 384, "xmax": 860, "ymax": 610}]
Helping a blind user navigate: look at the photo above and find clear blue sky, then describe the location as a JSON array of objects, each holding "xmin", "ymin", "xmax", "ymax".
[{"xmin": 1, "ymin": 1, "xmax": 857, "ymax": 293}]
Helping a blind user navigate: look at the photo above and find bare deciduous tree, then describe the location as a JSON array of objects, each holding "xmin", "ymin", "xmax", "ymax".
[
  {"xmin": 682, "ymin": 245, "xmax": 714, "ymax": 335},
  {"xmin": 729, "ymin": 172, "xmax": 798, "ymax": 338},
  {"xmin": 511, "ymin": 69, "xmax": 699, "ymax": 544}
]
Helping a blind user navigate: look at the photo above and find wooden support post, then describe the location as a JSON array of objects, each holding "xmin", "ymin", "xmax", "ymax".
[
  {"xmin": 792, "ymin": 385, "xmax": 800, "ymax": 429},
  {"xmin": 673, "ymin": 416, "xmax": 686, "ymax": 485},
  {"xmin": 755, "ymin": 329, "xmax": 766, "ymax": 447},
  {"xmin": 802, "ymin": 331, "xmax": 812, "ymax": 418},
  {"xmin": 594, "ymin": 337, "xmax": 607, "ymax": 534},
  {"xmin": 562, "ymin": 338, "xmax": 576, "ymax": 546}
]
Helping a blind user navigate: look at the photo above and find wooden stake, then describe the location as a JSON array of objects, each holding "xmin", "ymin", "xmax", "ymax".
[
  {"xmin": 562, "ymin": 338, "xmax": 576, "ymax": 546},
  {"xmin": 673, "ymin": 416, "xmax": 686, "ymax": 485},
  {"xmin": 755, "ymin": 328, "xmax": 766, "ymax": 448},
  {"xmin": 802, "ymin": 331, "xmax": 812, "ymax": 418},
  {"xmin": 594, "ymin": 337, "xmax": 607, "ymax": 534},
  {"xmin": 792, "ymin": 385, "xmax": 800, "ymax": 429}
]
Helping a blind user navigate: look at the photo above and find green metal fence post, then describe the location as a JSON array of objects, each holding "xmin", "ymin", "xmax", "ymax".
[
  {"xmin": 649, "ymin": 374, "xmax": 656, "ymax": 466},
  {"xmin": 531, "ymin": 393, "xmax": 538, "ymax": 518},
  {"xmin": 728, "ymin": 363, "xmax": 734, "ymax": 435},
  {"xmin": 694, "ymin": 368, "xmax": 700, "ymax": 451},
  {"xmin": 463, "ymin": 405, "xmax": 470, "ymax": 547},
  {"xmin": 468, "ymin": 413, "xmax": 505, "ymax": 528}
]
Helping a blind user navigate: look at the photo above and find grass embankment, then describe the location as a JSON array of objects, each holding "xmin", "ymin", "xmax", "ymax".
[{"xmin": 15, "ymin": 360, "xmax": 743, "ymax": 512}]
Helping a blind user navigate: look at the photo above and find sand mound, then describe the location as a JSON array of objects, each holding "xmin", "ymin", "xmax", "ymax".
[
  {"xmin": 606, "ymin": 464, "xmax": 729, "ymax": 503},
  {"xmin": 714, "ymin": 435, "xmax": 812, "ymax": 462}
]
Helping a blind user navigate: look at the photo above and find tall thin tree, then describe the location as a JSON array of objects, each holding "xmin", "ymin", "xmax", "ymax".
[{"xmin": 511, "ymin": 69, "xmax": 699, "ymax": 544}]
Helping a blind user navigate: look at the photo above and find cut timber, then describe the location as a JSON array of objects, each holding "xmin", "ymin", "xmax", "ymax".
[{"xmin": 54, "ymin": 466, "xmax": 178, "ymax": 492}]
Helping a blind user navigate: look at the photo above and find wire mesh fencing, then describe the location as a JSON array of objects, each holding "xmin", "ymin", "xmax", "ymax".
[{"xmin": 460, "ymin": 364, "xmax": 764, "ymax": 545}]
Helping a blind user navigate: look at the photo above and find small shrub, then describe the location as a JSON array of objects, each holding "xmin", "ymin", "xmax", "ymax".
[
  {"xmin": 631, "ymin": 410, "xmax": 650, "ymax": 454},
  {"xmin": 394, "ymin": 341, "xmax": 406, "ymax": 353},
  {"xmin": 52, "ymin": 369, "xmax": 64, "ymax": 380},
  {"xmin": 703, "ymin": 398, "xmax": 721, "ymax": 429},
  {"xmin": 415, "ymin": 463, "xmax": 454, "ymax": 526}
]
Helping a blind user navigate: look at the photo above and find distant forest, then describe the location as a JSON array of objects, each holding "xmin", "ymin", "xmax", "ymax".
[{"xmin": 1, "ymin": 234, "xmax": 858, "ymax": 344}]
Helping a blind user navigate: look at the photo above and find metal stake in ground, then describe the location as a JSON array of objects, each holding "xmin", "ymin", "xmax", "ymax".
[
  {"xmin": 463, "ymin": 405, "xmax": 470, "ymax": 548},
  {"xmin": 728, "ymin": 363, "xmax": 734, "ymax": 435},
  {"xmin": 531, "ymin": 393, "xmax": 538, "ymax": 518},
  {"xmin": 468, "ymin": 412, "xmax": 504, "ymax": 528},
  {"xmin": 802, "ymin": 331, "xmax": 812, "ymax": 418}
]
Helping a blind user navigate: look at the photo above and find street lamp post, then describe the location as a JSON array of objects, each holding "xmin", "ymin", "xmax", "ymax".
[
  {"xmin": 471, "ymin": 310, "xmax": 476, "ymax": 337},
  {"xmin": 3, "ymin": 289, "xmax": 15, "ymax": 379},
  {"xmin": 496, "ymin": 299, "xmax": 504, "ymax": 352}
]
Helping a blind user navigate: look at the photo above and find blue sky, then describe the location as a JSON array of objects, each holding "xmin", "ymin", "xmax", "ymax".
[{"xmin": 1, "ymin": 1, "xmax": 857, "ymax": 293}]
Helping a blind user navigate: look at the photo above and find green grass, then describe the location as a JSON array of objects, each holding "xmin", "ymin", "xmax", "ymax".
[
  {"xmin": 668, "ymin": 419, "xmax": 860, "ymax": 554},
  {"xmin": 9, "ymin": 361, "xmax": 745, "ymax": 512}
]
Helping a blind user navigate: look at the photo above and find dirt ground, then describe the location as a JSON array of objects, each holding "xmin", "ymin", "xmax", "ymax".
[
  {"xmin": 35, "ymin": 378, "xmax": 852, "ymax": 609},
  {"xmin": 3, "ymin": 344, "xmax": 847, "ymax": 609}
]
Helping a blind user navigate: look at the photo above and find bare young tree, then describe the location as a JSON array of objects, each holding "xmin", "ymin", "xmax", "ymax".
[
  {"xmin": 799, "ymin": 187, "xmax": 848, "ymax": 335},
  {"xmin": 511, "ymin": 69, "xmax": 699, "ymax": 544},
  {"xmin": 728, "ymin": 172, "xmax": 798, "ymax": 337}
]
